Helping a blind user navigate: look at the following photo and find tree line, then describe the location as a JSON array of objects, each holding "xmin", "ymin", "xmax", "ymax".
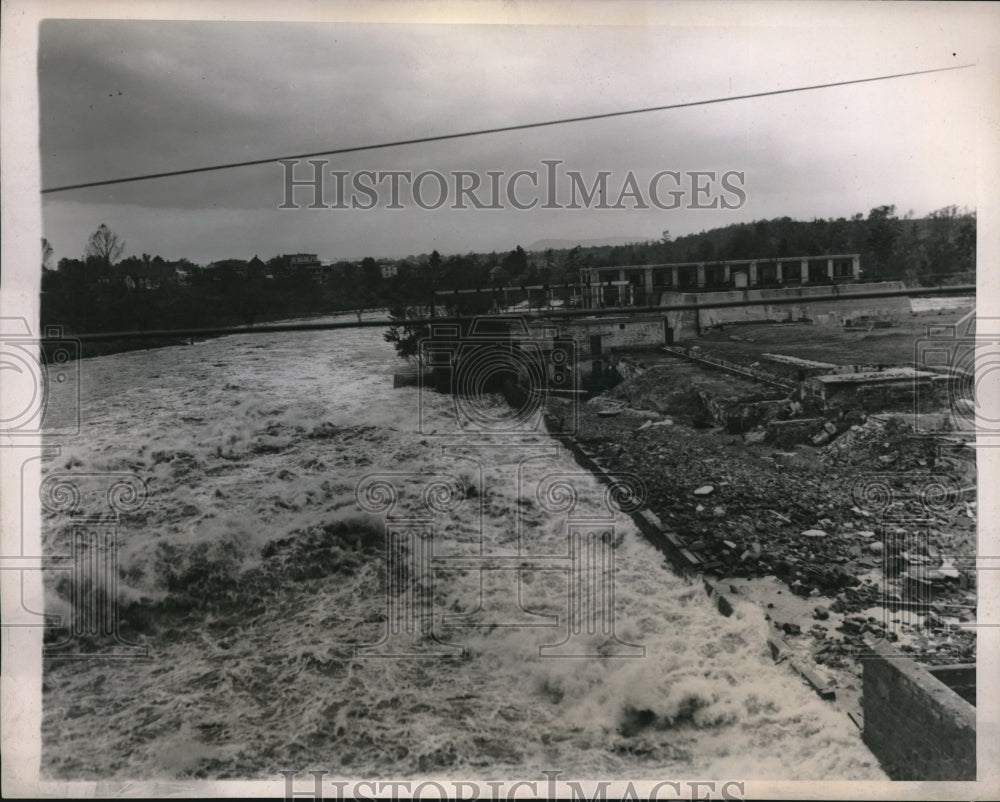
[{"xmin": 41, "ymin": 205, "xmax": 975, "ymax": 335}]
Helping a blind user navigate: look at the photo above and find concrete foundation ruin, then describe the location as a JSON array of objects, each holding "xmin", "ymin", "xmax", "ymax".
[{"xmin": 862, "ymin": 639, "xmax": 976, "ymax": 780}]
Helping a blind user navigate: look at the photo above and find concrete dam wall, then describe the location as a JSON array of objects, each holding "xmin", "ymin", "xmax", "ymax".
[{"xmin": 659, "ymin": 281, "xmax": 912, "ymax": 339}]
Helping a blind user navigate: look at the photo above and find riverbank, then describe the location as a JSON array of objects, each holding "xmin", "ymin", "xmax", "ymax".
[{"xmin": 43, "ymin": 309, "xmax": 389, "ymax": 361}]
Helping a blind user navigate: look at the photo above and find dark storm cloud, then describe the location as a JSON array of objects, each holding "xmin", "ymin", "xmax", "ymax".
[
  {"xmin": 39, "ymin": 21, "xmax": 416, "ymax": 197},
  {"xmin": 38, "ymin": 16, "xmax": 983, "ymax": 263}
]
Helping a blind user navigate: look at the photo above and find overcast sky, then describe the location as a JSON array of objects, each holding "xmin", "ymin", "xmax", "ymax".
[{"xmin": 36, "ymin": 5, "xmax": 994, "ymax": 265}]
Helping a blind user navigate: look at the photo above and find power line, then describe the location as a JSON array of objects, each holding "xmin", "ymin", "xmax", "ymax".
[{"xmin": 41, "ymin": 63, "xmax": 973, "ymax": 195}]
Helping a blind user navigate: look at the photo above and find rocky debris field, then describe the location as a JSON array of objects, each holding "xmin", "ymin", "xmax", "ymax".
[{"xmin": 549, "ymin": 365, "xmax": 977, "ymax": 677}]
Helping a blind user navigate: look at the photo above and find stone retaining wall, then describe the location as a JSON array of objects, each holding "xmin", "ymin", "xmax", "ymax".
[{"xmin": 862, "ymin": 638, "xmax": 976, "ymax": 780}]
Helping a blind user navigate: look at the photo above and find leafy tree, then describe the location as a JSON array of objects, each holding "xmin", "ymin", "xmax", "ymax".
[
  {"xmin": 426, "ymin": 250, "xmax": 442, "ymax": 315},
  {"xmin": 866, "ymin": 205, "xmax": 901, "ymax": 276},
  {"xmin": 564, "ymin": 246, "xmax": 584, "ymax": 280},
  {"xmin": 384, "ymin": 306, "xmax": 431, "ymax": 362},
  {"xmin": 501, "ymin": 245, "xmax": 528, "ymax": 282},
  {"xmin": 360, "ymin": 257, "xmax": 381, "ymax": 289},
  {"xmin": 956, "ymin": 211, "xmax": 976, "ymax": 273}
]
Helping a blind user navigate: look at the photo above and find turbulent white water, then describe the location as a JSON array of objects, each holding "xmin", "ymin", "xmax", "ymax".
[{"xmin": 41, "ymin": 320, "xmax": 885, "ymax": 781}]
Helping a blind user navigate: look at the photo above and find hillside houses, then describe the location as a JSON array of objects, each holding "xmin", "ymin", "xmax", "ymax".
[
  {"xmin": 205, "ymin": 256, "xmax": 270, "ymax": 280},
  {"xmin": 88, "ymin": 256, "xmax": 191, "ymax": 289},
  {"xmin": 53, "ymin": 249, "xmax": 434, "ymax": 294},
  {"xmin": 122, "ymin": 261, "xmax": 180, "ymax": 290}
]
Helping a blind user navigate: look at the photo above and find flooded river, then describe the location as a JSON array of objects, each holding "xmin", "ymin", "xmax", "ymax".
[{"xmin": 40, "ymin": 321, "xmax": 885, "ymax": 781}]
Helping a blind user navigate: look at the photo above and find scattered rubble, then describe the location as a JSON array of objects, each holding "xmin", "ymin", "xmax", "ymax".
[
  {"xmin": 562, "ymin": 357, "xmax": 977, "ymax": 672},
  {"xmin": 637, "ymin": 418, "xmax": 674, "ymax": 431}
]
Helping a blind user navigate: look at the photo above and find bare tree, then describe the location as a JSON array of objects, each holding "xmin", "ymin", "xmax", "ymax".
[{"xmin": 84, "ymin": 223, "xmax": 125, "ymax": 267}]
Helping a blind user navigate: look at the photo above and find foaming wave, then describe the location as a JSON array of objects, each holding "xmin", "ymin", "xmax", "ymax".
[{"xmin": 41, "ymin": 325, "xmax": 886, "ymax": 781}]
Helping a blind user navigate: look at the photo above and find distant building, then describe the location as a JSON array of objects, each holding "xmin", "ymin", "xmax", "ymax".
[
  {"xmin": 381, "ymin": 262, "xmax": 398, "ymax": 279},
  {"xmin": 122, "ymin": 261, "xmax": 178, "ymax": 290},
  {"xmin": 323, "ymin": 262, "xmax": 351, "ymax": 282},
  {"xmin": 579, "ymin": 254, "xmax": 862, "ymax": 308},
  {"xmin": 207, "ymin": 258, "xmax": 250, "ymax": 279},
  {"xmin": 289, "ymin": 253, "xmax": 321, "ymax": 268},
  {"xmin": 488, "ymin": 264, "xmax": 506, "ymax": 285}
]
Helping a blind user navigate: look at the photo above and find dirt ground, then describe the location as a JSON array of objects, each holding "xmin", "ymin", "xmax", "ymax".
[{"xmin": 678, "ymin": 304, "xmax": 974, "ymax": 367}]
